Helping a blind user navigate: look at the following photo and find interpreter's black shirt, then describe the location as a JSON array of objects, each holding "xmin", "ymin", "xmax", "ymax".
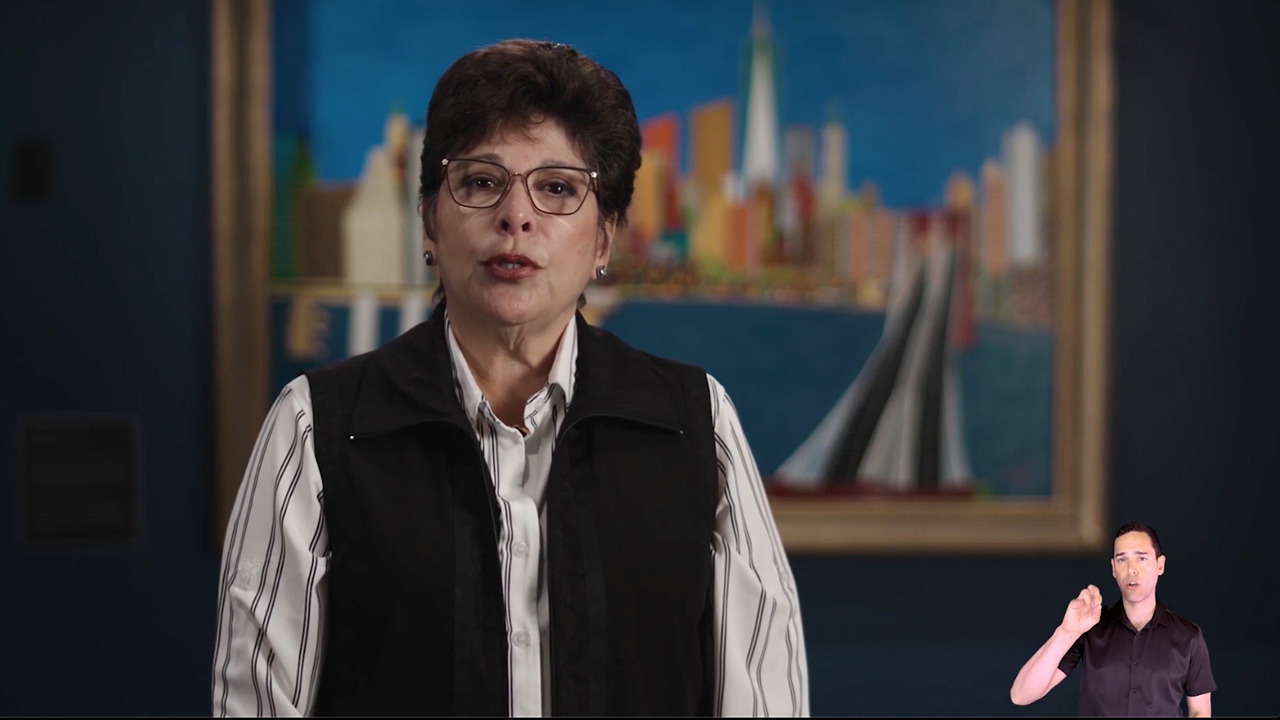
[{"xmin": 1059, "ymin": 599, "xmax": 1216, "ymax": 717}]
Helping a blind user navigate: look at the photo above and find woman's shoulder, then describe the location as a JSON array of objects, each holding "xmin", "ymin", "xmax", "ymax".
[
  {"xmin": 577, "ymin": 320, "xmax": 748, "ymax": 397},
  {"xmin": 271, "ymin": 374, "xmax": 314, "ymax": 411},
  {"xmin": 580, "ymin": 320, "xmax": 707, "ymax": 376},
  {"xmin": 304, "ymin": 320, "xmax": 445, "ymax": 390},
  {"xmin": 577, "ymin": 321, "xmax": 751, "ymax": 422},
  {"xmin": 256, "ymin": 375, "xmax": 316, "ymax": 432}
]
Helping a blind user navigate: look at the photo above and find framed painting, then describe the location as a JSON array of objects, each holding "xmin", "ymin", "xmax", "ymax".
[{"xmin": 211, "ymin": 0, "xmax": 1113, "ymax": 552}]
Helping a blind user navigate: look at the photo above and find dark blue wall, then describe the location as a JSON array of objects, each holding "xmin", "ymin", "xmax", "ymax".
[
  {"xmin": 1, "ymin": 0, "xmax": 1276, "ymax": 715},
  {"xmin": 0, "ymin": 0, "xmax": 215, "ymax": 714}
]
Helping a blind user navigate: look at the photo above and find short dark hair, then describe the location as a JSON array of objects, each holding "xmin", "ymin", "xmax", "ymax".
[
  {"xmin": 418, "ymin": 38, "xmax": 643, "ymax": 237},
  {"xmin": 1114, "ymin": 521, "xmax": 1163, "ymax": 557}
]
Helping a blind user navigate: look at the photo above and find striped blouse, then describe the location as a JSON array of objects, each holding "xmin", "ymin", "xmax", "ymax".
[{"xmin": 212, "ymin": 316, "xmax": 809, "ymax": 716}]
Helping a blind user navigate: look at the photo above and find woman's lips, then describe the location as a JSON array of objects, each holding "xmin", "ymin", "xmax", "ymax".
[{"xmin": 483, "ymin": 254, "xmax": 540, "ymax": 280}]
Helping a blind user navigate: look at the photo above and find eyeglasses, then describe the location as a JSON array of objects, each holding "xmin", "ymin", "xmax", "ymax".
[{"xmin": 441, "ymin": 158, "xmax": 598, "ymax": 216}]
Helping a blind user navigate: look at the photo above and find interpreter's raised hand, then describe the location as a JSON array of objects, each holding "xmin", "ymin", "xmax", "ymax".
[{"xmin": 1059, "ymin": 584, "xmax": 1103, "ymax": 637}]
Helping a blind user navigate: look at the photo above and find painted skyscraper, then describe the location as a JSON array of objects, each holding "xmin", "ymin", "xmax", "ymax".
[
  {"xmin": 687, "ymin": 99, "xmax": 735, "ymax": 268},
  {"xmin": 741, "ymin": 3, "xmax": 780, "ymax": 189},
  {"xmin": 1003, "ymin": 122, "xmax": 1043, "ymax": 268}
]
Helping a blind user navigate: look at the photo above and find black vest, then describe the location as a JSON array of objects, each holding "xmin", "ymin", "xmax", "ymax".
[{"xmin": 306, "ymin": 306, "xmax": 718, "ymax": 716}]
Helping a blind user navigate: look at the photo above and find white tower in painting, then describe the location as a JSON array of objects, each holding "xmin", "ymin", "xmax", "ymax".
[
  {"xmin": 819, "ymin": 106, "xmax": 847, "ymax": 208},
  {"xmin": 1002, "ymin": 122, "xmax": 1043, "ymax": 268},
  {"xmin": 741, "ymin": 1, "xmax": 780, "ymax": 189},
  {"xmin": 343, "ymin": 112, "xmax": 408, "ymax": 287}
]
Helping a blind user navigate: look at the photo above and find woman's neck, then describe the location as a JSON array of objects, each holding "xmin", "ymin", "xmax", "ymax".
[{"xmin": 448, "ymin": 308, "xmax": 572, "ymax": 428}]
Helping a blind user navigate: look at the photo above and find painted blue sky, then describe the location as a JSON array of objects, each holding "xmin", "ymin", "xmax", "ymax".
[{"xmin": 275, "ymin": 0, "xmax": 1053, "ymax": 208}]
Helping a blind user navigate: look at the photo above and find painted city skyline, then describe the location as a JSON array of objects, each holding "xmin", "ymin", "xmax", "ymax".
[
  {"xmin": 275, "ymin": 0, "xmax": 1054, "ymax": 209},
  {"xmin": 266, "ymin": 0, "xmax": 1068, "ymax": 523},
  {"xmin": 279, "ymin": 0, "xmax": 1056, "ymax": 330},
  {"xmin": 609, "ymin": 4, "xmax": 1052, "ymax": 330}
]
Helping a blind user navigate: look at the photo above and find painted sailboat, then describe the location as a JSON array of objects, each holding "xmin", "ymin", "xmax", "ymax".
[{"xmin": 773, "ymin": 211, "xmax": 975, "ymax": 493}]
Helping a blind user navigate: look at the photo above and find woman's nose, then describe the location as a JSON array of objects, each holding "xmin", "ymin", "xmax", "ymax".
[{"xmin": 497, "ymin": 177, "xmax": 536, "ymax": 233}]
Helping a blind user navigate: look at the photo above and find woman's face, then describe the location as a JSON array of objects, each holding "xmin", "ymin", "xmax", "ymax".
[{"xmin": 426, "ymin": 119, "xmax": 613, "ymax": 332}]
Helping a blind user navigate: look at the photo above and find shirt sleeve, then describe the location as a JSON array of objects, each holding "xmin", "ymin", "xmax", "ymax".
[
  {"xmin": 211, "ymin": 376, "xmax": 329, "ymax": 717},
  {"xmin": 1058, "ymin": 634, "xmax": 1084, "ymax": 675},
  {"xmin": 1184, "ymin": 627, "xmax": 1216, "ymax": 696},
  {"xmin": 706, "ymin": 374, "xmax": 810, "ymax": 717}
]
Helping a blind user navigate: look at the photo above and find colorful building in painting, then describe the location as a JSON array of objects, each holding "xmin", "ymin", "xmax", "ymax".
[
  {"xmin": 686, "ymin": 99, "xmax": 734, "ymax": 271},
  {"xmin": 603, "ymin": 3, "xmax": 1051, "ymax": 330}
]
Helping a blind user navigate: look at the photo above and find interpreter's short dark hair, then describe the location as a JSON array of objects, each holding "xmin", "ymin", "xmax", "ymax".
[
  {"xmin": 1115, "ymin": 521, "xmax": 1163, "ymax": 557},
  {"xmin": 418, "ymin": 38, "xmax": 643, "ymax": 239}
]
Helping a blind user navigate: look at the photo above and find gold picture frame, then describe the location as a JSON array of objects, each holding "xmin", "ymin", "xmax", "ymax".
[
  {"xmin": 211, "ymin": 0, "xmax": 270, "ymax": 541},
  {"xmin": 769, "ymin": 0, "xmax": 1114, "ymax": 553},
  {"xmin": 210, "ymin": 0, "xmax": 1114, "ymax": 553}
]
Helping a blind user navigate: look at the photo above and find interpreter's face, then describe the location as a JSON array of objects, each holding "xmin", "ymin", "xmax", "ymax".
[
  {"xmin": 1111, "ymin": 531, "xmax": 1165, "ymax": 605},
  {"xmin": 426, "ymin": 119, "xmax": 613, "ymax": 331}
]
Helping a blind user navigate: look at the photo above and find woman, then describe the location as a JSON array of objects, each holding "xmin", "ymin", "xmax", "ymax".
[{"xmin": 213, "ymin": 39, "xmax": 807, "ymax": 717}]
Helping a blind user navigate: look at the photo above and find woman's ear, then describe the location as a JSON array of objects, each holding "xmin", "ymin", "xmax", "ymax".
[
  {"xmin": 596, "ymin": 215, "xmax": 617, "ymax": 267},
  {"xmin": 421, "ymin": 200, "xmax": 438, "ymax": 242}
]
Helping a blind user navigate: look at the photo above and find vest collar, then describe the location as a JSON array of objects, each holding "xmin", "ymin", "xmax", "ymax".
[{"xmin": 348, "ymin": 301, "xmax": 685, "ymax": 437}]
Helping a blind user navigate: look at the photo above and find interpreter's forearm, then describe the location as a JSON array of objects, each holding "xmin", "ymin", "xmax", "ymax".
[{"xmin": 1009, "ymin": 626, "xmax": 1078, "ymax": 705}]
